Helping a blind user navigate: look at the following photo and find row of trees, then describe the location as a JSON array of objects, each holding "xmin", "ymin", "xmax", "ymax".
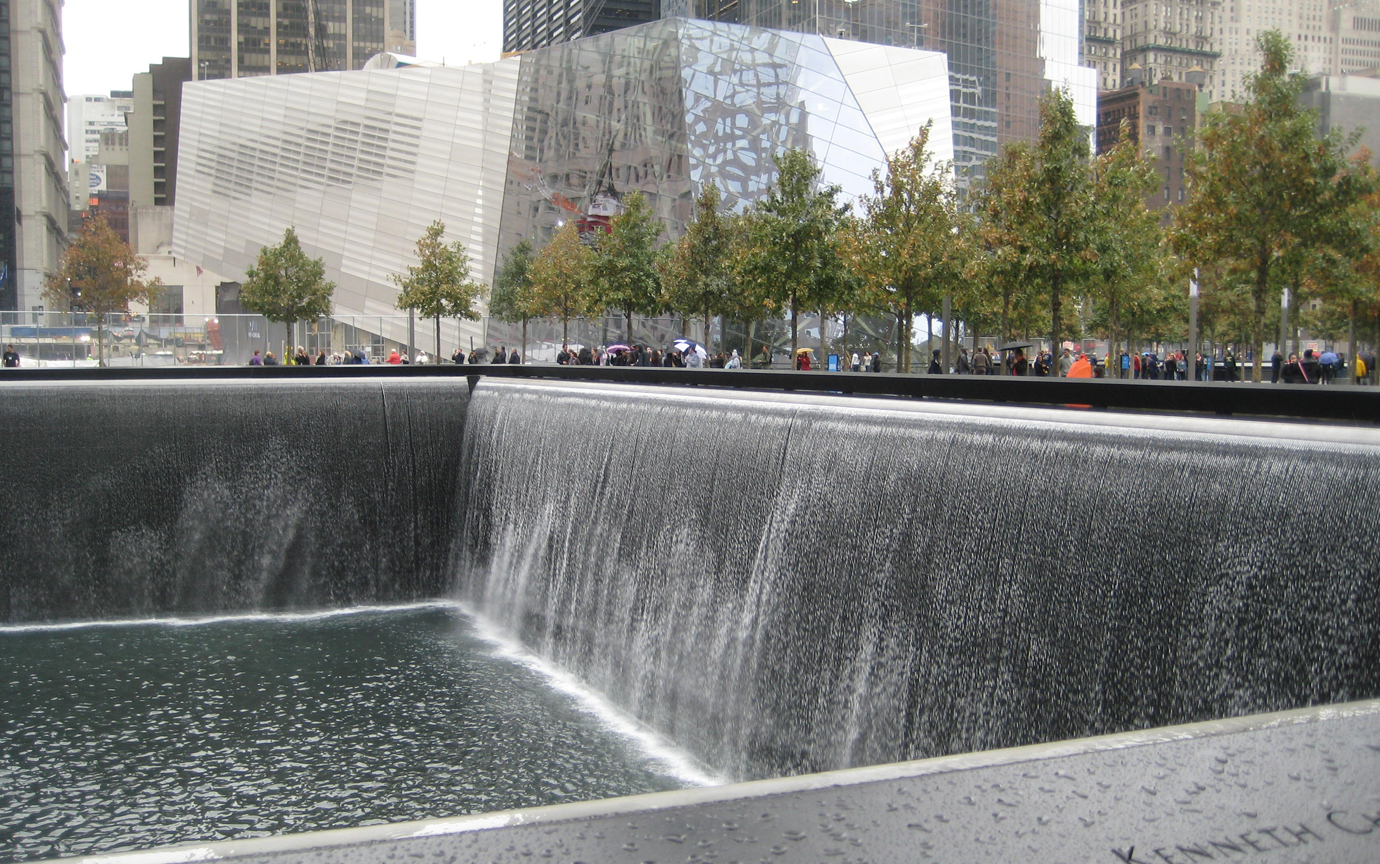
[
  {"xmin": 486, "ymin": 31, "xmax": 1379, "ymax": 375},
  {"xmin": 44, "ymin": 31, "xmax": 1378, "ymax": 373}
]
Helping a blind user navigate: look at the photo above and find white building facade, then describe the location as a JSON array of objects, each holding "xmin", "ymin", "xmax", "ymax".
[{"xmin": 172, "ymin": 18, "xmax": 955, "ymax": 351}]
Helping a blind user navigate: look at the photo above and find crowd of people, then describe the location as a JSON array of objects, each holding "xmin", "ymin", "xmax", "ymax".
[{"xmin": 0, "ymin": 336, "xmax": 1369, "ymax": 384}]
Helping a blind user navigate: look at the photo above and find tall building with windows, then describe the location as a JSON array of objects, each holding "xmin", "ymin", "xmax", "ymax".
[
  {"xmin": 190, "ymin": 0, "xmax": 407, "ymax": 80},
  {"xmin": 66, "ymin": 91, "xmax": 133, "ymax": 164},
  {"xmin": 128, "ymin": 57, "xmax": 192, "ymax": 209},
  {"xmin": 503, "ymin": 0, "xmax": 663, "ymax": 52},
  {"xmin": 1119, "ymin": 0, "xmax": 1221, "ymax": 95},
  {"xmin": 1085, "ymin": 0, "xmax": 1123, "ymax": 90},
  {"xmin": 386, "ymin": 0, "xmax": 415, "ymax": 54},
  {"xmin": 1332, "ymin": 0, "xmax": 1380, "ymax": 72},
  {"xmin": 5, "ymin": 0, "xmax": 69, "ymax": 314}
]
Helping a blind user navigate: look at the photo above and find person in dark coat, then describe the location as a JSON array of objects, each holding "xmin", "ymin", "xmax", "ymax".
[
  {"xmin": 508, "ymin": 348, "xmax": 520, "ymax": 364},
  {"xmin": 452, "ymin": 348, "xmax": 466, "ymax": 364},
  {"xmin": 1224, "ymin": 352, "xmax": 1238, "ymax": 381},
  {"xmin": 1281, "ymin": 353, "xmax": 1304, "ymax": 384},
  {"xmin": 1300, "ymin": 349, "xmax": 1322, "ymax": 384},
  {"xmin": 927, "ymin": 349, "xmax": 942, "ymax": 374},
  {"xmin": 1270, "ymin": 350, "xmax": 1283, "ymax": 383},
  {"xmin": 556, "ymin": 345, "xmax": 570, "ymax": 365},
  {"xmin": 469, "ymin": 348, "xmax": 485, "ymax": 364},
  {"xmin": 2, "ymin": 344, "xmax": 18, "ymax": 367},
  {"xmin": 872, "ymin": 352, "xmax": 882, "ymax": 372},
  {"xmin": 492, "ymin": 346, "xmax": 506, "ymax": 364}
]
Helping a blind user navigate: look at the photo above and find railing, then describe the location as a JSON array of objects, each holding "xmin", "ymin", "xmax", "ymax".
[{"xmin": 2, "ymin": 363, "xmax": 1377, "ymax": 424}]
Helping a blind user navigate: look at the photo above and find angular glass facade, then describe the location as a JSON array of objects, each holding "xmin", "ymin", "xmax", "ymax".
[
  {"xmin": 686, "ymin": 0, "xmax": 1095, "ymax": 180},
  {"xmin": 173, "ymin": 18, "xmax": 952, "ymax": 347}
]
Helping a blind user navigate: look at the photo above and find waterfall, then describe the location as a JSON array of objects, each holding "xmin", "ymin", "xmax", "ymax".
[
  {"xmin": 0, "ymin": 379, "xmax": 468, "ymax": 623},
  {"xmin": 455, "ymin": 379, "xmax": 1380, "ymax": 781}
]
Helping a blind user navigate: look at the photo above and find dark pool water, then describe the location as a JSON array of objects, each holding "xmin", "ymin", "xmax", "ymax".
[{"xmin": 0, "ymin": 605, "xmax": 690, "ymax": 861}]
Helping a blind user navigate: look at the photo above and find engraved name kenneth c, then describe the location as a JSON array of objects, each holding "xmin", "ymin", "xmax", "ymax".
[{"xmin": 1111, "ymin": 809, "xmax": 1380, "ymax": 863}]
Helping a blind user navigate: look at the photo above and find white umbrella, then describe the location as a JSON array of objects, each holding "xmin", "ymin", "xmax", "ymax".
[{"xmin": 674, "ymin": 339, "xmax": 708, "ymax": 359}]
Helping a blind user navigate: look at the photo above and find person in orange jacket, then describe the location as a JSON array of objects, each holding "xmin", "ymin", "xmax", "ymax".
[{"xmin": 1068, "ymin": 353, "xmax": 1094, "ymax": 378}]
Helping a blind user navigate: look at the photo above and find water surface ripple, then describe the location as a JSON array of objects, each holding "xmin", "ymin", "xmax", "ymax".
[{"xmin": 0, "ymin": 605, "xmax": 686, "ymax": 861}]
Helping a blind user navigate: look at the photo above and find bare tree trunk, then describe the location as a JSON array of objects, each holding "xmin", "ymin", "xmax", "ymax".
[
  {"xmin": 818, "ymin": 310, "xmax": 826, "ymax": 369},
  {"xmin": 790, "ymin": 292, "xmax": 798, "ymax": 367},
  {"xmin": 435, "ymin": 314, "xmax": 441, "ymax": 359},
  {"xmin": 521, "ymin": 317, "xmax": 528, "ymax": 362}
]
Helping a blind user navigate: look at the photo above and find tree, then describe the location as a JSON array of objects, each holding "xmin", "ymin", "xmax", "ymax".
[
  {"xmin": 392, "ymin": 220, "xmax": 486, "ymax": 356},
  {"xmin": 845, "ymin": 124, "xmax": 966, "ymax": 373},
  {"xmin": 973, "ymin": 143, "xmax": 1042, "ymax": 345},
  {"xmin": 489, "ymin": 239, "xmax": 537, "ymax": 358},
  {"xmin": 44, "ymin": 215, "xmax": 162, "ymax": 367},
  {"xmin": 590, "ymin": 190, "xmax": 664, "ymax": 342},
  {"xmin": 1085, "ymin": 124, "xmax": 1168, "ymax": 359},
  {"xmin": 529, "ymin": 221, "xmax": 595, "ymax": 344},
  {"xmin": 735, "ymin": 148, "xmax": 851, "ymax": 361},
  {"xmin": 240, "ymin": 227, "xmax": 335, "ymax": 354},
  {"xmin": 662, "ymin": 184, "xmax": 736, "ymax": 348},
  {"xmin": 976, "ymin": 88, "xmax": 1094, "ymax": 354},
  {"xmin": 1174, "ymin": 31, "xmax": 1377, "ymax": 381}
]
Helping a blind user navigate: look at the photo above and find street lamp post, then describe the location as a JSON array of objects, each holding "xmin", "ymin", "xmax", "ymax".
[{"xmin": 1188, "ymin": 268, "xmax": 1198, "ymax": 381}]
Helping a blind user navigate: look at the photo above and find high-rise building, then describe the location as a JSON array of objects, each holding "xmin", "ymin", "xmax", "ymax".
[
  {"xmin": 503, "ymin": 0, "xmax": 662, "ymax": 52},
  {"xmin": 1119, "ymin": 0, "xmax": 1221, "ymax": 95},
  {"xmin": 677, "ymin": 0, "xmax": 1095, "ymax": 180},
  {"xmin": 386, "ymin": 0, "xmax": 415, "ymax": 54},
  {"xmin": 89, "ymin": 128, "xmax": 130, "ymax": 244},
  {"xmin": 1332, "ymin": 0, "xmax": 1380, "ymax": 73},
  {"xmin": 66, "ymin": 91, "xmax": 134, "ymax": 164},
  {"xmin": 128, "ymin": 57, "xmax": 192, "ymax": 209},
  {"xmin": 1084, "ymin": 0, "xmax": 1123, "ymax": 90},
  {"xmin": 5, "ymin": 0, "xmax": 69, "ymax": 314},
  {"xmin": 190, "ymin": 0, "xmax": 410, "ymax": 80},
  {"xmin": 1096, "ymin": 76, "xmax": 1199, "ymax": 213}
]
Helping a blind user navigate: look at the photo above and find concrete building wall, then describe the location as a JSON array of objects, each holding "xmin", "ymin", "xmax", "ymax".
[
  {"xmin": 1300, "ymin": 70, "xmax": 1380, "ymax": 166},
  {"xmin": 129, "ymin": 57, "xmax": 191, "ymax": 210},
  {"xmin": 11, "ymin": 0, "xmax": 69, "ymax": 314}
]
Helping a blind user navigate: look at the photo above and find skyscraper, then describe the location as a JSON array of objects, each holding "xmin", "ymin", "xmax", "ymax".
[
  {"xmin": 504, "ymin": 0, "xmax": 664, "ymax": 52},
  {"xmin": 386, "ymin": 0, "xmax": 416, "ymax": 53},
  {"xmin": 4, "ymin": 0, "xmax": 69, "ymax": 314},
  {"xmin": 190, "ymin": 0, "xmax": 409, "ymax": 80}
]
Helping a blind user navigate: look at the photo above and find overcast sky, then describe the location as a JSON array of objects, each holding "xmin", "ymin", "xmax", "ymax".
[{"xmin": 62, "ymin": 0, "xmax": 504, "ymax": 98}]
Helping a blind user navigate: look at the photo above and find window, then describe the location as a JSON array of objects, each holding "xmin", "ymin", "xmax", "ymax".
[
  {"xmin": 1164, "ymin": 125, "xmax": 1173, "ymax": 136},
  {"xmin": 1146, "ymin": 124, "xmax": 1156, "ymax": 135}
]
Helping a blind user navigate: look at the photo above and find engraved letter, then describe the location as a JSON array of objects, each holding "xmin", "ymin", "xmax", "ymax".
[
  {"xmin": 1112, "ymin": 848, "xmax": 1156, "ymax": 863},
  {"xmin": 1327, "ymin": 811, "xmax": 1375, "ymax": 836},
  {"xmin": 1282, "ymin": 824, "xmax": 1323, "ymax": 845},
  {"xmin": 1153, "ymin": 849, "xmax": 1181, "ymax": 864},
  {"xmin": 1256, "ymin": 828, "xmax": 1290, "ymax": 847},
  {"xmin": 1237, "ymin": 834, "xmax": 1269, "ymax": 853},
  {"xmin": 1175, "ymin": 844, "xmax": 1216, "ymax": 860},
  {"xmin": 1208, "ymin": 839, "xmax": 1246, "ymax": 857}
]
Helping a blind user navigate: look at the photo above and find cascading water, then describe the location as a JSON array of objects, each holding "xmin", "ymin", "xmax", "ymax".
[
  {"xmin": 455, "ymin": 379, "xmax": 1380, "ymax": 781},
  {"xmin": 0, "ymin": 379, "xmax": 468, "ymax": 623}
]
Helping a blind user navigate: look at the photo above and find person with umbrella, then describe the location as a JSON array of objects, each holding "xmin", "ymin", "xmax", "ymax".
[
  {"xmin": 1319, "ymin": 349, "xmax": 1339, "ymax": 384},
  {"xmin": 795, "ymin": 347, "xmax": 813, "ymax": 371}
]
